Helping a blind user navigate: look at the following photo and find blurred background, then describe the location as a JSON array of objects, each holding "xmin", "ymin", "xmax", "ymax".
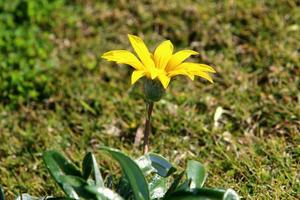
[{"xmin": 0, "ymin": 0, "xmax": 299, "ymax": 199}]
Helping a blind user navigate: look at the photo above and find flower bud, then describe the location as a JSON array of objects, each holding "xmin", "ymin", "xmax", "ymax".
[{"xmin": 143, "ymin": 78, "xmax": 165, "ymax": 102}]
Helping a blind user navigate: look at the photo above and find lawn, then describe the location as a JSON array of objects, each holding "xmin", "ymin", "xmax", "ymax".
[{"xmin": 0, "ymin": 0, "xmax": 299, "ymax": 199}]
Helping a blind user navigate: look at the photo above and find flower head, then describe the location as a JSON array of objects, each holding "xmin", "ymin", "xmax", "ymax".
[{"xmin": 102, "ymin": 34, "xmax": 216, "ymax": 89}]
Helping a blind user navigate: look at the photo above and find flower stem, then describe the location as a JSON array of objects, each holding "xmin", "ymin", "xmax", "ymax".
[{"xmin": 143, "ymin": 101, "xmax": 154, "ymax": 154}]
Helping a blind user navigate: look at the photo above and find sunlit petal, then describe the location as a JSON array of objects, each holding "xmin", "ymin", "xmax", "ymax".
[
  {"xmin": 166, "ymin": 50, "xmax": 199, "ymax": 71},
  {"xmin": 102, "ymin": 50, "xmax": 144, "ymax": 70},
  {"xmin": 128, "ymin": 34, "xmax": 155, "ymax": 69},
  {"xmin": 175, "ymin": 62, "xmax": 216, "ymax": 73},
  {"xmin": 131, "ymin": 70, "xmax": 146, "ymax": 84},
  {"xmin": 150, "ymin": 69, "xmax": 159, "ymax": 79},
  {"xmin": 158, "ymin": 74, "xmax": 171, "ymax": 89},
  {"xmin": 154, "ymin": 40, "xmax": 173, "ymax": 70},
  {"xmin": 191, "ymin": 71, "xmax": 213, "ymax": 83},
  {"xmin": 168, "ymin": 69, "xmax": 194, "ymax": 80},
  {"xmin": 144, "ymin": 68, "xmax": 159, "ymax": 80}
]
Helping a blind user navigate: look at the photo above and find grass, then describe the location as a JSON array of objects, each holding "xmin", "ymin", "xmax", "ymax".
[{"xmin": 0, "ymin": 0, "xmax": 299, "ymax": 199}]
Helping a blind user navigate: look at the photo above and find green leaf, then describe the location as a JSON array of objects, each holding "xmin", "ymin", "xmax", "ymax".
[
  {"xmin": 0, "ymin": 185, "xmax": 4, "ymax": 200},
  {"xmin": 164, "ymin": 172, "xmax": 185, "ymax": 197},
  {"xmin": 163, "ymin": 188, "xmax": 239, "ymax": 200},
  {"xmin": 82, "ymin": 152, "xmax": 104, "ymax": 187},
  {"xmin": 106, "ymin": 175, "xmax": 114, "ymax": 189},
  {"xmin": 148, "ymin": 153, "xmax": 176, "ymax": 177},
  {"xmin": 43, "ymin": 151, "xmax": 82, "ymax": 178},
  {"xmin": 59, "ymin": 175, "xmax": 97, "ymax": 199},
  {"xmin": 116, "ymin": 176, "xmax": 134, "ymax": 199},
  {"xmin": 85, "ymin": 185, "xmax": 124, "ymax": 200},
  {"xmin": 15, "ymin": 194, "xmax": 49, "ymax": 200},
  {"xmin": 82, "ymin": 153, "xmax": 93, "ymax": 180},
  {"xmin": 149, "ymin": 175, "xmax": 168, "ymax": 199},
  {"xmin": 100, "ymin": 147, "xmax": 150, "ymax": 200},
  {"xmin": 222, "ymin": 189, "xmax": 239, "ymax": 200},
  {"xmin": 186, "ymin": 160, "xmax": 207, "ymax": 189},
  {"xmin": 79, "ymin": 100, "xmax": 97, "ymax": 115},
  {"xmin": 176, "ymin": 179, "xmax": 191, "ymax": 192},
  {"xmin": 135, "ymin": 154, "xmax": 155, "ymax": 176},
  {"xmin": 43, "ymin": 150, "xmax": 82, "ymax": 198},
  {"xmin": 61, "ymin": 185, "xmax": 79, "ymax": 199}
]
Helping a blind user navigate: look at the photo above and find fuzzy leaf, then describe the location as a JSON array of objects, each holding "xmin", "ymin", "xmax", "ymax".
[
  {"xmin": 148, "ymin": 153, "xmax": 176, "ymax": 177},
  {"xmin": 186, "ymin": 160, "xmax": 206, "ymax": 189},
  {"xmin": 149, "ymin": 175, "xmax": 168, "ymax": 199},
  {"xmin": 164, "ymin": 172, "xmax": 185, "ymax": 197}
]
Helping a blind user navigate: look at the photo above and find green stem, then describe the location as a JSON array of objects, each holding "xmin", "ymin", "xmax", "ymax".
[{"xmin": 143, "ymin": 102, "xmax": 154, "ymax": 154}]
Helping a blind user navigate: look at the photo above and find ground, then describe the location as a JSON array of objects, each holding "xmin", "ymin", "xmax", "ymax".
[{"xmin": 0, "ymin": 0, "xmax": 299, "ymax": 199}]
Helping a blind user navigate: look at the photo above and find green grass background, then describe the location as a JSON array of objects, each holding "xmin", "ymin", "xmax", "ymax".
[{"xmin": 0, "ymin": 0, "xmax": 299, "ymax": 199}]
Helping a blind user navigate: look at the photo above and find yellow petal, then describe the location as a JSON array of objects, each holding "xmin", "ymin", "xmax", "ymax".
[
  {"xmin": 168, "ymin": 69, "xmax": 194, "ymax": 80},
  {"xmin": 150, "ymin": 69, "xmax": 159, "ymax": 79},
  {"xmin": 154, "ymin": 40, "xmax": 173, "ymax": 69},
  {"xmin": 176, "ymin": 62, "xmax": 216, "ymax": 73},
  {"xmin": 177, "ymin": 62, "xmax": 215, "ymax": 82},
  {"xmin": 192, "ymin": 71, "xmax": 213, "ymax": 83},
  {"xmin": 131, "ymin": 70, "xmax": 146, "ymax": 84},
  {"xmin": 166, "ymin": 50, "xmax": 199, "ymax": 71},
  {"xmin": 102, "ymin": 50, "xmax": 144, "ymax": 70},
  {"xmin": 142, "ymin": 68, "xmax": 159, "ymax": 80},
  {"xmin": 127, "ymin": 34, "xmax": 155, "ymax": 69},
  {"xmin": 158, "ymin": 74, "xmax": 171, "ymax": 89}
]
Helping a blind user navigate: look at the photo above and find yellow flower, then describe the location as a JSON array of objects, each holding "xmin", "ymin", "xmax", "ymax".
[{"xmin": 102, "ymin": 34, "xmax": 216, "ymax": 89}]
